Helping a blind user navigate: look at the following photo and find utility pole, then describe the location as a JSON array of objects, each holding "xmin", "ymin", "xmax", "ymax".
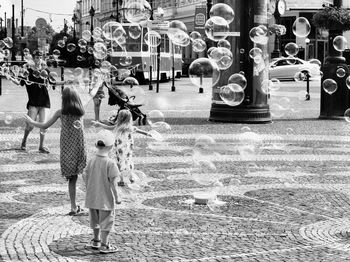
[
  {"xmin": 11, "ymin": 4, "xmax": 15, "ymax": 61},
  {"xmin": 21, "ymin": 0, "xmax": 24, "ymax": 61}
]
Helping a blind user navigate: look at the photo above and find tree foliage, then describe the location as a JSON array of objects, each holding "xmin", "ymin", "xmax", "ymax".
[{"xmin": 312, "ymin": 6, "xmax": 350, "ymax": 30}]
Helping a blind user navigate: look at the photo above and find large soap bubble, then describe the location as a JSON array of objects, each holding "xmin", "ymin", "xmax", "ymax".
[
  {"xmin": 322, "ymin": 78, "xmax": 338, "ymax": 94},
  {"xmin": 292, "ymin": 17, "xmax": 311, "ymax": 38},
  {"xmin": 205, "ymin": 16, "xmax": 229, "ymax": 42},
  {"xmin": 144, "ymin": 31, "xmax": 161, "ymax": 47},
  {"xmin": 219, "ymin": 84, "xmax": 245, "ymax": 106},
  {"xmin": 209, "ymin": 3, "xmax": 235, "ymax": 24},
  {"xmin": 102, "ymin": 21, "xmax": 122, "ymax": 40},
  {"xmin": 82, "ymin": 30, "xmax": 92, "ymax": 41},
  {"xmin": 129, "ymin": 23, "xmax": 142, "ymax": 39},
  {"xmin": 228, "ymin": 73, "xmax": 247, "ymax": 89},
  {"xmin": 168, "ymin": 20, "xmax": 188, "ymax": 46},
  {"xmin": 333, "ymin": 35, "xmax": 348, "ymax": 52},
  {"xmin": 124, "ymin": 0, "xmax": 152, "ymax": 24},
  {"xmin": 209, "ymin": 47, "xmax": 233, "ymax": 70},
  {"xmin": 217, "ymin": 39, "xmax": 231, "ymax": 49},
  {"xmin": 189, "ymin": 58, "xmax": 220, "ymax": 91},
  {"xmin": 190, "ymin": 31, "xmax": 201, "ymax": 41},
  {"xmin": 249, "ymin": 25, "xmax": 268, "ymax": 45}
]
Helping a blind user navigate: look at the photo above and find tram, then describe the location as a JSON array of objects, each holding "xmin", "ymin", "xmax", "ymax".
[{"xmin": 109, "ymin": 23, "xmax": 182, "ymax": 84}]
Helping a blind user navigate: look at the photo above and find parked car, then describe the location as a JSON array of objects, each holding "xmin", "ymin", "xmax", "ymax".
[{"xmin": 269, "ymin": 57, "xmax": 321, "ymax": 81}]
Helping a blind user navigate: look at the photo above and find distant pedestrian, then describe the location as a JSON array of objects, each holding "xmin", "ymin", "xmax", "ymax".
[
  {"xmin": 20, "ymin": 50, "xmax": 55, "ymax": 153},
  {"xmin": 92, "ymin": 109, "xmax": 151, "ymax": 184},
  {"xmin": 83, "ymin": 130, "xmax": 121, "ymax": 253},
  {"xmin": 23, "ymin": 86, "xmax": 87, "ymax": 215},
  {"xmin": 92, "ymin": 78, "xmax": 108, "ymax": 122}
]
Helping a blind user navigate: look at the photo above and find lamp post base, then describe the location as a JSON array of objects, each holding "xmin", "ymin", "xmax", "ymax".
[{"xmin": 209, "ymin": 104, "xmax": 271, "ymax": 123}]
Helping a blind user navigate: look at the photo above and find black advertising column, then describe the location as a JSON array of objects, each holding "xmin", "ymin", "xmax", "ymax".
[{"xmin": 209, "ymin": 0, "xmax": 271, "ymax": 123}]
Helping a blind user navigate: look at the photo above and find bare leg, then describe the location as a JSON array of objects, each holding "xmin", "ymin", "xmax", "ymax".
[
  {"xmin": 101, "ymin": 230, "xmax": 110, "ymax": 245},
  {"xmin": 93, "ymin": 228, "xmax": 100, "ymax": 241},
  {"xmin": 68, "ymin": 175, "xmax": 78, "ymax": 212},
  {"xmin": 21, "ymin": 107, "xmax": 37, "ymax": 149},
  {"xmin": 93, "ymin": 98, "xmax": 101, "ymax": 121}
]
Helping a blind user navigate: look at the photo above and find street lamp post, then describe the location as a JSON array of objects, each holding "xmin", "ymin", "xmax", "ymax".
[
  {"xmin": 11, "ymin": 4, "xmax": 15, "ymax": 61},
  {"xmin": 89, "ymin": 6, "xmax": 95, "ymax": 79},
  {"xmin": 21, "ymin": 0, "xmax": 24, "ymax": 61},
  {"xmin": 72, "ymin": 13, "xmax": 78, "ymax": 41},
  {"xmin": 112, "ymin": 0, "xmax": 120, "ymax": 22}
]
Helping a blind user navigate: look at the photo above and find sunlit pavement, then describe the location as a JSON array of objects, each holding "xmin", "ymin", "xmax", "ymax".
[{"xmin": 2, "ymin": 76, "xmax": 350, "ymax": 261}]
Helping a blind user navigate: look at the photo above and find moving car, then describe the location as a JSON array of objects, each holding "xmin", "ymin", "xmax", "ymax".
[{"xmin": 269, "ymin": 57, "xmax": 321, "ymax": 81}]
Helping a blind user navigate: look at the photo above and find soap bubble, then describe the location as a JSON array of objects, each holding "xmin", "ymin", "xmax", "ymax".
[
  {"xmin": 333, "ymin": 35, "xmax": 348, "ymax": 52},
  {"xmin": 40, "ymin": 70, "xmax": 48, "ymax": 79},
  {"xmin": 144, "ymin": 31, "xmax": 161, "ymax": 47},
  {"xmin": 228, "ymin": 73, "xmax": 247, "ymax": 89},
  {"xmin": 344, "ymin": 108, "xmax": 350, "ymax": 122},
  {"xmin": 4, "ymin": 114, "xmax": 13, "ymax": 125},
  {"xmin": 292, "ymin": 17, "xmax": 311, "ymax": 38},
  {"xmin": 336, "ymin": 67, "xmax": 346, "ymax": 78},
  {"xmin": 58, "ymin": 40, "xmax": 66, "ymax": 48},
  {"xmin": 219, "ymin": 84, "xmax": 245, "ymax": 106},
  {"xmin": 73, "ymin": 67, "xmax": 84, "ymax": 78},
  {"xmin": 249, "ymin": 47, "xmax": 263, "ymax": 63},
  {"xmin": 93, "ymin": 42, "xmax": 108, "ymax": 60},
  {"xmin": 119, "ymin": 55, "xmax": 133, "ymax": 66},
  {"xmin": 190, "ymin": 31, "xmax": 201, "ymax": 41},
  {"xmin": 78, "ymin": 39, "xmax": 87, "ymax": 48},
  {"xmin": 346, "ymin": 76, "xmax": 350, "ymax": 89},
  {"xmin": 73, "ymin": 120, "xmax": 82, "ymax": 129},
  {"xmin": 209, "ymin": 47, "xmax": 233, "ymax": 70},
  {"xmin": 148, "ymin": 110, "xmax": 165, "ymax": 125},
  {"xmin": 322, "ymin": 78, "xmax": 338, "ymax": 94},
  {"xmin": 67, "ymin": 43, "xmax": 76, "ymax": 52},
  {"xmin": 249, "ymin": 25, "xmax": 268, "ymax": 45},
  {"xmin": 124, "ymin": 0, "xmax": 152, "ymax": 24},
  {"xmin": 92, "ymin": 27, "xmax": 103, "ymax": 39},
  {"xmin": 269, "ymin": 78, "xmax": 281, "ymax": 91},
  {"xmin": 123, "ymin": 77, "xmax": 139, "ymax": 86},
  {"xmin": 32, "ymin": 70, "xmax": 40, "ymax": 78},
  {"xmin": 102, "ymin": 21, "xmax": 122, "ymax": 40},
  {"xmin": 52, "ymin": 49, "xmax": 61, "ymax": 59},
  {"xmin": 217, "ymin": 39, "xmax": 231, "ymax": 49},
  {"xmin": 129, "ymin": 23, "xmax": 142, "ymax": 39},
  {"xmin": 82, "ymin": 30, "xmax": 92, "ymax": 41},
  {"xmin": 205, "ymin": 16, "xmax": 229, "ymax": 42},
  {"xmin": 3, "ymin": 37, "xmax": 13, "ymax": 48},
  {"xmin": 209, "ymin": 3, "xmax": 235, "ymax": 24},
  {"xmin": 308, "ymin": 58, "xmax": 321, "ymax": 68},
  {"xmin": 49, "ymin": 72, "xmax": 58, "ymax": 83},
  {"xmin": 294, "ymin": 71, "xmax": 307, "ymax": 82},
  {"xmin": 284, "ymin": 42, "xmax": 299, "ymax": 56},
  {"xmin": 189, "ymin": 58, "xmax": 220, "ymax": 90},
  {"xmin": 168, "ymin": 20, "xmax": 189, "ymax": 46},
  {"xmin": 192, "ymin": 39, "xmax": 206, "ymax": 53}
]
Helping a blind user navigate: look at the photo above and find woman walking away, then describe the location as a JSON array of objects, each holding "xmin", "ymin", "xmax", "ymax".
[{"xmin": 24, "ymin": 86, "xmax": 87, "ymax": 215}]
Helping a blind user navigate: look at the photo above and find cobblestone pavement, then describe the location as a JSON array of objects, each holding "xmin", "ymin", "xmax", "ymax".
[{"xmin": 3, "ymin": 78, "xmax": 350, "ymax": 261}]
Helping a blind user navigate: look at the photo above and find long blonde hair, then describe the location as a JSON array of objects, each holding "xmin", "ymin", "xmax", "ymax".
[
  {"xmin": 61, "ymin": 86, "xmax": 85, "ymax": 116},
  {"xmin": 115, "ymin": 109, "xmax": 133, "ymax": 134}
]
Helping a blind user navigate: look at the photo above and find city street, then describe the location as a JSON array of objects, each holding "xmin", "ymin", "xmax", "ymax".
[{"xmin": 2, "ymin": 76, "xmax": 350, "ymax": 261}]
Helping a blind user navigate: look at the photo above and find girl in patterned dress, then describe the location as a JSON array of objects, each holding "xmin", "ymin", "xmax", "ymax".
[
  {"xmin": 24, "ymin": 86, "xmax": 87, "ymax": 215},
  {"xmin": 93, "ymin": 109, "xmax": 151, "ymax": 184}
]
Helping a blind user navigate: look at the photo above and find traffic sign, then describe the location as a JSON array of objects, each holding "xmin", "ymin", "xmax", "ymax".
[{"xmin": 147, "ymin": 20, "xmax": 169, "ymax": 34}]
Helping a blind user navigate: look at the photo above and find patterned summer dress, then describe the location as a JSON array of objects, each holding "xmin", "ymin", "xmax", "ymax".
[
  {"xmin": 60, "ymin": 114, "xmax": 87, "ymax": 179},
  {"xmin": 113, "ymin": 128, "xmax": 135, "ymax": 174}
]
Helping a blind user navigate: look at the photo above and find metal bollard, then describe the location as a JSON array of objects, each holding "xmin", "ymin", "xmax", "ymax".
[
  {"xmin": 149, "ymin": 65, "xmax": 153, "ymax": 90},
  {"xmin": 305, "ymin": 72, "xmax": 310, "ymax": 100},
  {"xmin": 61, "ymin": 66, "xmax": 65, "ymax": 91},
  {"xmin": 171, "ymin": 66, "xmax": 175, "ymax": 92}
]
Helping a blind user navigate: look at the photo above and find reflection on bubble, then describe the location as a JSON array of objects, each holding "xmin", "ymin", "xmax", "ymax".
[
  {"xmin": 67, "ymin": 43, "xmax": 76, "ymax": 52},
  {"xmin": 58, "ymin": 40, "xmax": 65, "ymax": 48},
  {"xmin": 322, "ymin": 78, "xmax": 338, "ymax": 95},
  {"xmin": 292, "ymin": 17, "xmax": 311, "ymax": 38},
  {"xmin": 209, "ymin": 3, "xmax": 235, "ymax": 24},
  {"xmin": 210, "ymin": 47, "xmax": 233, "ymax": 70},
  {"xmin": 249, "ymin": 25, "xmax": 268, "ymax": 45}
]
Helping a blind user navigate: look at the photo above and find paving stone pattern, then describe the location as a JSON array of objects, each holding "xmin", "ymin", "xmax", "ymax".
[{"xmin": 2, "ymin": 120, "xmax": 350, "ymax": 261}]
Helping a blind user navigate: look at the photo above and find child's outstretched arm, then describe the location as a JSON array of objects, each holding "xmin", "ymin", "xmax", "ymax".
[
  {"xmin": 23, "ymin": 109, "xmax": 61, "ymax": 129},
  {"xmin": 135, "ymin": 127, "xmax": 152, "ymax": 137},
  {"xmin": 91, "ymin": 120, "xmax": 116, "ymax": 131}
]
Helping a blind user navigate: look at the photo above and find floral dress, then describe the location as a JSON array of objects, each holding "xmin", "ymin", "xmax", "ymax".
[
  {"xmin": 60, "ymin": 114, "xmax": 87, "ymax": 179},
  {"xmin": 113, "ymin": 128, "xmax": 135, "ymax": 179}
]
